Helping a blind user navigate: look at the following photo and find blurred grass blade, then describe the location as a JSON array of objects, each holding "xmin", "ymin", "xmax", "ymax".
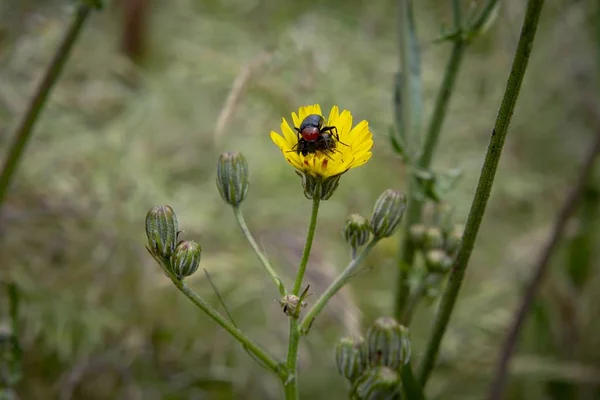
[
  {"xmin": 0, "ymin": 4, "xmax": 95, "ymax": 216},
  {"xmin": 402, "ymin": 362, "xmax": 425, "ymax": 400},
  {"xmin": 203, "ymin": 270, "xmax": 273, "ymax": 373},
  {"xmin": 1, "ymin": 282, "xmax": 23, "ymax": 388},
  {"xmin": 204, "ymin": 269, "xmax": 238, "ymax": 328},
  {"xmin": 566, "ymin": 181, "xmax": 599, "ymax": 288}
]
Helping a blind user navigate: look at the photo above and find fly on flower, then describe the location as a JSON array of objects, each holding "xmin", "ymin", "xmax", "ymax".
[
  {"xmin": 291, "ymin": 114, "xmax": 347, "ymax": 158},
  {"xmin": 270, "ymin": 105, "xmax": 373, "ymax": 180}
]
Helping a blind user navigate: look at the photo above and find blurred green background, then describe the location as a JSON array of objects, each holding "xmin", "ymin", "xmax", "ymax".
[{"xmin": 1, "ymin": 0, "xmax": 599, "ymax": 399}]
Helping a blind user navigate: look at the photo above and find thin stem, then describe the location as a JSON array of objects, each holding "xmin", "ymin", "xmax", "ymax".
[
  {"xmin": 487, "ymin": 130, "xmax": 600, "ymax": 400},
  {"xmin": 452, "ymin": 0, "xmax": 462, "ymax": 30},
  {"xmin": 394, "ymin": 30, "xmax": 467, "ymax": 321},
  {"xmin": 284, "ymin": 195, "xmax": 321, "ymax": 400},
  {"xmin": 417, "ymin": 0, "xmax": 546, "ymax": 386},
  {"xmin": 233, "ymin": 206, "xmax": 286, "ymax": 295},
  {"xmin": 284, "ymin": 318, "xmax": 300, "ymax": 400},
  {"xmin": 299, "ymin": 240, "xmax": 378, "ymax": 334},
  {"xmin": 0, "ymin": 4, "xmax": 93, "ymax": 215},
  {"xmin": 468, "ymin": 0, "xmax": 500, "ymax": 35},
  {"xmin": 397, "ymin": 0, "xmax": 418, "ymax": 150},
  {"xmin": 292, "ymin": 196, "xmax": 321, "ymax": 295},
  {"xmin": 401, "ymin": 277, "xmax": 426, "ymax": 325},
  {"xmin": 169, "ymin": 275, "xmax": 285, "ymax": 381}
]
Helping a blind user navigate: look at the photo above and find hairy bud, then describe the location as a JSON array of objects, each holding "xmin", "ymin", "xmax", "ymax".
[
  {"xmin": 370, "ymin": 190, "xmax": 406, "ymax": 238},
  {"xmin": 366, "ymin": 317, "xmax": 411, "ymax": 369},
  {"xmin": 171, "ymin": 240, "xmax": 202, "ymax": 280},
  {"xmin": 344, "ymin": 214, "xmax": 371, "ymax": 249},
  {"xmin": 216, "ymin": 152, "xmax": 249, "ymax": 207},
  {"xmin": 145, "ymin": 205, "xmax": 178, "ymax": 262},
  {"xmin": 335, "ymin": 336, "xmax": 367, "ymax": 382}
]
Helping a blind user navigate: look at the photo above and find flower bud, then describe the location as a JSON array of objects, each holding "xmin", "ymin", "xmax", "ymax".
[
  {"xmin": 425, "ymin": 249, "xmax": 453, "ymax": 273},
  {"xmin": 216, "ymin": 152, "xmax": 249, "ymax": 207},
  {"xmin": 351, "ymin": 366, "xmax": 402, "ymax": 400},
  {"xmin": 424, "ymin": 226, "xmax": 444, "ymax": 250},
  {"xmin": 297, "ymin": 172, "xmax": 340, "ymax": 201},
  {"xmin": 445, "ymin": 223, "xmax": 464, "ymax": 254},
  {"xmin": 344, "ymin": 214, "xmax": 370, "ymax": 249},
  {"xmin": 370, "ymin": 190, "xmax": 406, "ymax": 238},
  {"xmin": 145, "ymin": 205, "xmax": 179, "ymax": 261},
  {"xmin": 335, "ymin": 336, "xmax": 367, "ymax": 382},
  {"xmin": 366, "ymin": 317, "xmax": 411, "ymax": 369},
  {"xmin": 171, "ymin": 240, "xmax": 201, "ymax": 280},
  {"xmin": 408, "ymin": 224, "xmax": 427, "ymax": 248}
]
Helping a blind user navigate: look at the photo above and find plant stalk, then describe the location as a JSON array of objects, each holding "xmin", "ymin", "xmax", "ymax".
[
  {"xmin": 0, "ymin": 4, "xmax": 93, "ymax": 214},
  {"xmin": 285, "ymin": 195, "xmax": 321, "ymax": 399},
  {"xmin": 417, "ymin": 0, "xmax": 546, "ymax": 386},
  {"xmin": 291, "ymin": 196, "xmax": 320, "ymax": 295},
  {"xmin": 170, "ymin": 276, "xmax": 285, "ymax": 381},
  {"xmin": 394, "ymin": 27, "xmax": 467, "ymax": 321},
  {"xmin": 487, "ymin": 129, "xmax": 600, "ymax": 400},
  {"xmin": 299, "ymin": 239, "xmax": 378, "ymax": 334},
  {"xmin": 234, "ymin": 206, "xmax": 285, "ymax": 295}
]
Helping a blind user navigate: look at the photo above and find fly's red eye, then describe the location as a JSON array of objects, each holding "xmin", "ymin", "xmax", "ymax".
[{"xmin": 301, "ymin": 127, "xmax": 319, "ymax": 141}]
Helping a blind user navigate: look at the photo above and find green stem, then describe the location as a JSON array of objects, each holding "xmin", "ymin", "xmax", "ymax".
[
  {"xmin": 233, "ymin": 206, "xmax": 286, "ymax": 295},
  {"xmin": 394, "ymin": 32, "xmax": 467, "ymax": 321},
  {"xmin": 291, "ymin": 196, "xmax": 321, "ymax": 295},
  {"xmin": 285, "ymin": 195, "xmax": 321, "ymax": 399},
  {"xmin": 401, "ymin": 277, "xmax": 426, "ymax": 325},
  {"xmin": 417, "ymin": 0, "xmax": 545, "ymax": 386},
  {"xmin": 169, "ymin": 276, "xmax": 285, "ymax": 381},
  {"xmin": 452, "ymin": 0, "xmax": 462, "ymax": 30},
  {"xmin": 299, "ymin": 240, "xmax": 378, "ymax": 334},
  {"xmin": 0, "ymin": 4, "xmax": 93, "ymax": 214},
  {"xmin": 468, "ymin": 0, "xmax": 500, "ymax": 35},
  {"xmin": 397, "ymin": 0, "xmax": 419, "ymax": 150},
  {"xmin": 285, "ymin": 318, "xmax": 300, "ymax": 400}
]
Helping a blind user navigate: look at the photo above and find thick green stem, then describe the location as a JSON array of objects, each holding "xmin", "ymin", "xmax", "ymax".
[
  {"xmin": 299, "ymin": 240, "xmax": 378, "ymax": 334},
  {"xmin": 233, "ymin": 206, "xmax": 286, "ymax": 295},
  {"xmin": 417, "ymin": 0, "xmax": 546, "ymax": 386},
  {"xmin": 291, "ymin": 196, "xmax": 321, "ymax": 295},
  {"xmin": 394, "ymin": 38, "xmax": 467, "ymax": 321},
  {"xmin": 170, "ymin": 276, "xmax": 285, "ymax": 381},
  {"xmin": 0, "ymin": 5, "xmax": 93, "ymax": 214},
  {"xmin": 284, "ymin": 195, "xmax": 321, "ymax": 399}
]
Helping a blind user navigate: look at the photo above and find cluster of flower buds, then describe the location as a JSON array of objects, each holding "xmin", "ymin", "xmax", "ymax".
[
  {"xmin": 335, "ymin": 317, "xmax": 410, "ymax": 399},
  {"xmin": 342, "ymin": 190, "xmax": 407, "ymax": 254},
  {"xmin": 145, "ymin": 205, "xmax": 202, "ymax": 280},
  {"xmin": 408, "ymin": 202, "xmax": 464, "ymax": 298}
]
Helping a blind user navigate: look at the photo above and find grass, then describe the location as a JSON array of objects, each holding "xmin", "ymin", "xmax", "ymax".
[{"xmin": 1, "ymin": 0, "xmax": 599, "ymax": 398}]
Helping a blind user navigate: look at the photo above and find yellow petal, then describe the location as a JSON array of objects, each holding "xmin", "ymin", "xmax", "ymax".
[
  {"xmin": 270, "ymin": 131, "xmax": 288, "ymax": 151},
  {"xmin": 327, "ymin": 106, "xmax": 340, "ymax": 125},
  {"xmin": 291, "ymin": 112, "xmax": 300, "ymax": 130},
  {"xmin": 281, "ymin": 118, "xmax": 298, "ymax": 146}
]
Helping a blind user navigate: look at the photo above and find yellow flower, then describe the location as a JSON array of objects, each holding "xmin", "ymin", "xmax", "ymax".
[{"xmin": 270, "ymin": 105, "xmax": 373, "ymax": 179}]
